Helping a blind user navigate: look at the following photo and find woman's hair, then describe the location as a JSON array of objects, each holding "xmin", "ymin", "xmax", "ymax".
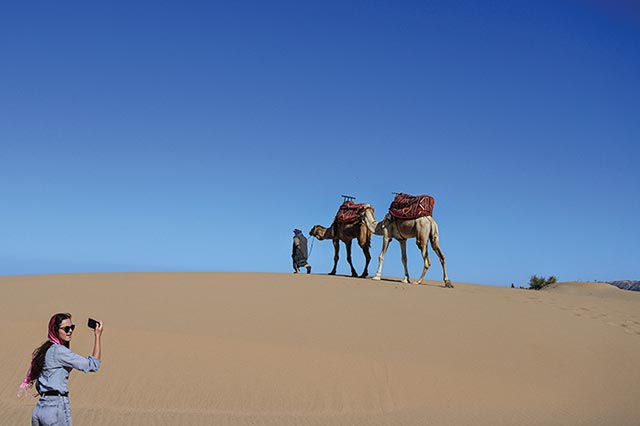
[{"xmin": 26, "ymin": 313, "xmax": 72, "ymax": 386}]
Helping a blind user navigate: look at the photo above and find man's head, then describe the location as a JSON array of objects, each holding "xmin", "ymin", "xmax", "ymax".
[{"xmin": 293, "ymin": 228, "xmax": 302, "ymax": 235}]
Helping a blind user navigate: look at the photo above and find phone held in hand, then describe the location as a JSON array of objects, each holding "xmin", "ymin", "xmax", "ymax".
[{"xmin": 88, "ymin": 318, "xmax": 98, "ymax": 329}]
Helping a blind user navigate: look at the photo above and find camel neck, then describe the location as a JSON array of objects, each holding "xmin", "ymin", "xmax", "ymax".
[{"xmin": 363, "ymin": 210, "xmax": 383, "ymax": 235}]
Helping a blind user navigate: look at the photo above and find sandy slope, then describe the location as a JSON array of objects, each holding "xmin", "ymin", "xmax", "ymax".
[{"xmin": 1, "ymin": 273, "xmax": 639, "ymax": 426}]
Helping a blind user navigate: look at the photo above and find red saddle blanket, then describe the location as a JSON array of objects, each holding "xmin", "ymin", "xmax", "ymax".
[
  {"xmin": 388, "ymin": 193, "xmax": 434, "ymax": 219},
  {"xmin": 335, "ymin": 201, "xmax": 365, "ymax": 223}
]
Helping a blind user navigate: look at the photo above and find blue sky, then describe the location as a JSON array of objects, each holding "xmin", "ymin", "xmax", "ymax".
[{"xmin": 1, "ymin": 0, "xmax": 638, "ymax": 286}]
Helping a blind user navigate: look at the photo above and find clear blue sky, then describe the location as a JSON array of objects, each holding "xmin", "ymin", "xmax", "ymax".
[{"xmin": 1, "ymin": 0, "xmax": 638, "ymax": 286}]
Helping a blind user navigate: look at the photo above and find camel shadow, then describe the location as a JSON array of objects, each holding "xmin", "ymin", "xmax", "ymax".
[
  {"xmin": 326, "ymin": 273, "xmax": 369, "ymax": 279},
  {"xmin": 373, "ymin": 277, "xmax": 450, "ymax": 287}
]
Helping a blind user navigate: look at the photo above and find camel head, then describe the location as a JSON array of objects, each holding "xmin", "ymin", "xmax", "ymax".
[
  {"xmin": 309, "ymin": 225, "xmax": 327, "ymax": 239},
  {"xmin": 356, "ymin": 204, "xmax": 384, "ymax": 234},
  {"xmin": 356, "ymin": 204, "xmax": 375, "ymax": 219}
]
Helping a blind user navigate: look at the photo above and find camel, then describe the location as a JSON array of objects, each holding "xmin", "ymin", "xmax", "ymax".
[
  {"xmin": 309, "ymin": 220, "xmax": 372, "ymax": 278},
  {"xmin": 357, "ymin": 204, "xmax": 452, "ymax": 287}
]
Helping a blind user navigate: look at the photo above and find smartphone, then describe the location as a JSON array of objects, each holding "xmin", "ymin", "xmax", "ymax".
[{"xmin": 88, "ymin": 318, "xmax": 98, "ymax": 329}]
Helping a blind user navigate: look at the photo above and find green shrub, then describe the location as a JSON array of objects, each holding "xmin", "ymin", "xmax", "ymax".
[{"xmin": 529, "ymin": 275, "xmax": 557, "ymax": 290}]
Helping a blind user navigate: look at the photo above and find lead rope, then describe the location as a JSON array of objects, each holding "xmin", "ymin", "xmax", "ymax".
[{"xmin": 307, "ymin": 235, "xmax": 316, "ymax": 260}]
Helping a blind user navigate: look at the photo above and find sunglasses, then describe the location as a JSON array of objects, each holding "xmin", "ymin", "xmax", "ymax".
[{"xmin": 59, "ymin": 325, "xmax": 76, "ymax": 333}]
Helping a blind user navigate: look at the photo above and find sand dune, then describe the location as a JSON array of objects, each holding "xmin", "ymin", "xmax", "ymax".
[{"xmin": 1, "ymin": 273, "xmax": 639, "ymax": 426}]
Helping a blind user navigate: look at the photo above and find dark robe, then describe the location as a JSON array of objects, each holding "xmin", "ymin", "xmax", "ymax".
[{"xmin": 292, "ymin": 233, "xmax": 308, "ymax": 267}]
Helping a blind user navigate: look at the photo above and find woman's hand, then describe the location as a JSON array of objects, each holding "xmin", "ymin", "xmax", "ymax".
[{"xmin": 92, "ymin": 320, "xmax": 103, "ymax": 360}]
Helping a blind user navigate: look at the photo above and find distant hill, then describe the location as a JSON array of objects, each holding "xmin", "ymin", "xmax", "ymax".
[{"xmin": 607, "ymin": 280, "xmax": 640, "ymax": 292}]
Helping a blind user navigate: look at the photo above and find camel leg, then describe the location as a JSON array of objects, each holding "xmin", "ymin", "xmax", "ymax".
[
  {"xmin": 399, "ymin": 240, "xmax": 410, "ymax": 284},
  {"xmin": 373, "ymin": 236, "xmax": 391, "ymax": 280},
  {"xmin": 431, "ymin": 239, "xmax": 452, "ymax": 288},
  {"xmin": 329, "ymin": 239, "xmax": 339, "ymax": 275},
  {"xmin": 415, "ymin": 238, "xmax": 431, "ymax": 285},
  {"xmin": 345, "ymin": 240, "xmax": 358, "ymax": 277},
  {"xmin": 358, "ymin": 238, "xmax": 371, "ymax": 278}
]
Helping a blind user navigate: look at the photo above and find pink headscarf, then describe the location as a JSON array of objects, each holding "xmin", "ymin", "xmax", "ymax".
[
  {"xmin": 46, "ymin": 314, "xmax": 63, "ymax": 346},
  {"xmin": 18, "ymin": 314, "xmax": 64, "ymax": 396}
]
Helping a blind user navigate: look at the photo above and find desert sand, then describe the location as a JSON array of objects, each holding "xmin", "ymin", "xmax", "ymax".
[{"xmin": 1, "ymin": 272, "xmax": 639, "ymax": 426}]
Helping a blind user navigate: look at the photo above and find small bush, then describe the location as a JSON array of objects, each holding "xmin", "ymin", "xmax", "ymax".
[{"xmin": 529, "ymin": 275, "xmax": 557, "ymax": 290}]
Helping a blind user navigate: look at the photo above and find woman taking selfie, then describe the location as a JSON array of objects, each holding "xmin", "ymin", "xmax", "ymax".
[{"xmin": 19, "ymin": 313, "xmax": 103, "ymax": 426}]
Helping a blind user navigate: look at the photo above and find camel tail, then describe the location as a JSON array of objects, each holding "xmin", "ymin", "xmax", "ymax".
[
  {"xmin": 361, "ymin": 230, "xmax": 371, "ymax": 250},
  {"xmin": 428, "ymin": 216, "xmax": 440, "ymax": 246}
]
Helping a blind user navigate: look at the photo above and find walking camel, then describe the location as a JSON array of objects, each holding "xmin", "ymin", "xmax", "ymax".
[
  {"xmin": 309, "ymin": 201, "xmax": 372, "ymax": 277},
  {"xmin": 357, "ymin": 204, "xmax": 453, "ymax": 287}
]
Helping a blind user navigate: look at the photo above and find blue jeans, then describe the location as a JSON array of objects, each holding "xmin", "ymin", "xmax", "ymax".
[{"xmin": 32, "ymin": 396, "xmax": 72, "ymax": 426}]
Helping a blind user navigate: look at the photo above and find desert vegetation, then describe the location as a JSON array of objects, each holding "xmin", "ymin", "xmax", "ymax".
[{"xmin": 528, "ymin": 275, "xmax": 558, "ymax": 290}]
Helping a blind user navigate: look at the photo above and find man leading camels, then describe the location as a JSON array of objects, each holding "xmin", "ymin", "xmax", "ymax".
[
  {"xmin": 292, "ymin": 229, "xmax": 312, "ymax": 274},
  {"xmin": 357, "ymin": 193, "xmax": 453, "ymax": 288}
]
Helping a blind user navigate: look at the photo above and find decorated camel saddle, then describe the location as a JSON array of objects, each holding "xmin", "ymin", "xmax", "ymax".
[
  {"xmin": 334, "ymin": 200, "xmax": 366, "ymax": 223},
  {"xmin": 388, "ymin": 193, "xmax": 435, "ymax": 219}
]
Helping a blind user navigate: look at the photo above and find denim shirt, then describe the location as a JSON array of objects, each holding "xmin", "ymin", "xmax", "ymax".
[{"xmin": 36, "ymin": 344, "xmax": 100, "ymax": 394}]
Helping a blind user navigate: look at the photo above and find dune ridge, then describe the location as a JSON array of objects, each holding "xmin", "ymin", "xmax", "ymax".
[{"xmin": 2, "ymin": 272, "xmax": 639, "ymax": 426}]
